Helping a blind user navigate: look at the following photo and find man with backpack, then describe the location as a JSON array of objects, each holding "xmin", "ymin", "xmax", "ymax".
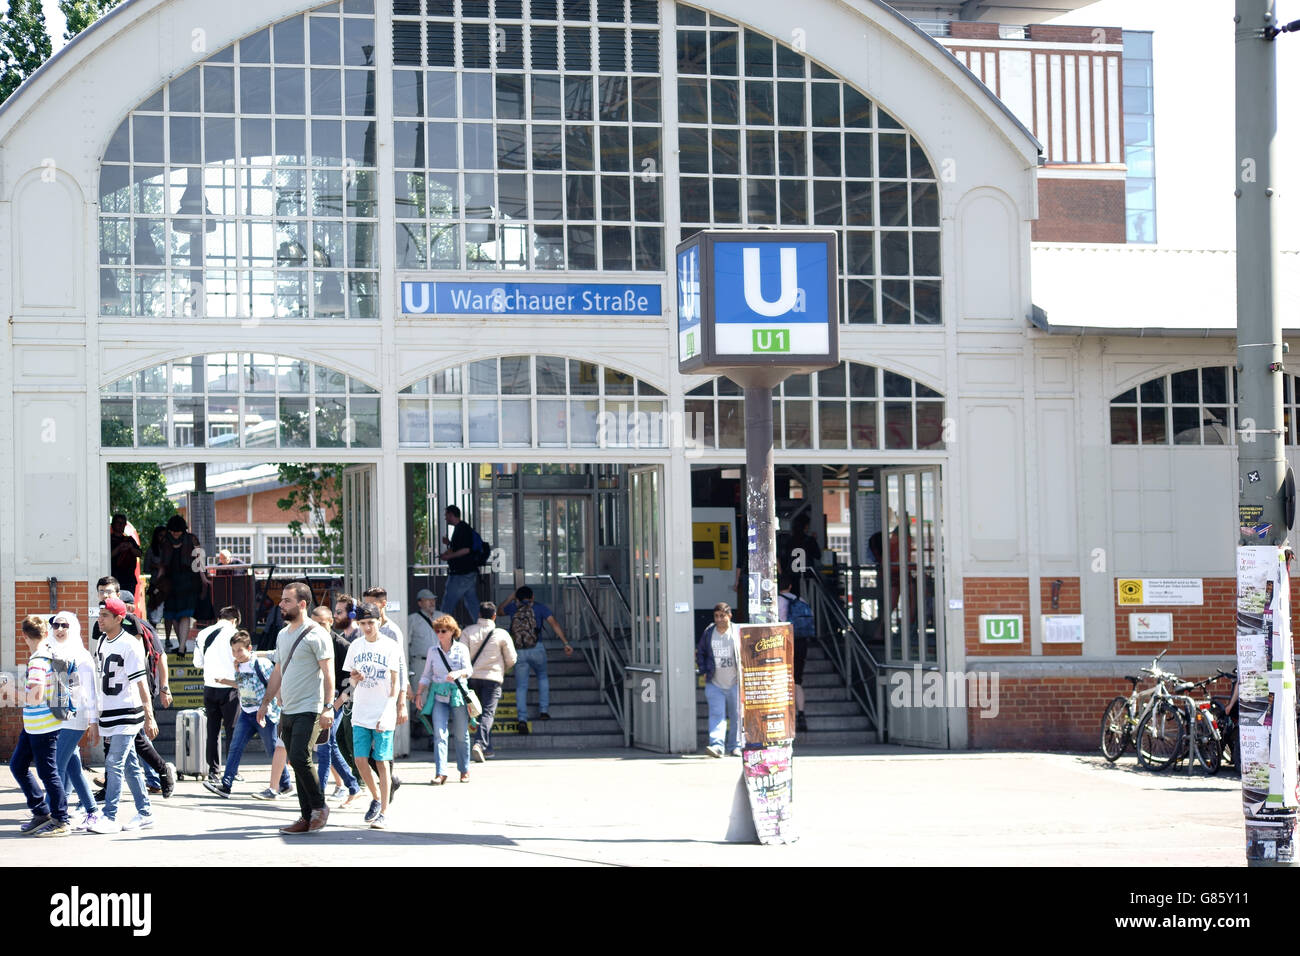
[
  {"xmin": 777, "ymin": 576, "xmax": 814, "ymax": 733},
  {"xmin": 193, "ymin": 606, "xmax": 241, "ymax": 783},
  {"xmin": 91, "ymin": 577, "xmax": 174, "ymax": 799},
  {"xmin": 500, "ymin": 586, "xmax": 573, "ymax": 734},
  {"xmin": 439, "ymin": 505, "xmax": 485, "ymax": 626}
]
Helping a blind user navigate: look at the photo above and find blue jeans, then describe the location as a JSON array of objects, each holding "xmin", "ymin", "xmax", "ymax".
[
  {"xmin": 442, "ymin": 571, "xmax": 479, "ymax": 625},
  {"xmin": 705, "ymin": 681, "xmax": 743, "ymax": 752},
  {"xmin": 9, "ymin": 729, "xmax": 67, "ymax": 822},
  {"xmin": 223, "ymin": 710, "xmax": 291, "ymax": 791},
  {"xmin": 55, "ymin": 727, "xmax": 97, "ymax": 815},
  {"xmin": 316, "ymin": 705, "xmax": 360, "ymax": 794},
  {"xmin": 514, "ymin": 644, "xmax": 549, "ymax": 722},
  {"xmin": 433, "ymin": 699, "xmax": 470, "ymax": 776},
  {"xmin": 103, "ymin": 732, "xmax": 151, "ymax": 821}
]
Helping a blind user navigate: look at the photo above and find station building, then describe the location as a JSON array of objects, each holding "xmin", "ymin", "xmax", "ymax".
[{"xmin": 1, "ymin": 0, "xmax": 1293, "ymax": 756}]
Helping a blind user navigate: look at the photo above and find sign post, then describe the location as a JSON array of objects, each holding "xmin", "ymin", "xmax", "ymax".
[{"xmin": 679, "ymin": 230, "xmax": 837, "ymax": 845}]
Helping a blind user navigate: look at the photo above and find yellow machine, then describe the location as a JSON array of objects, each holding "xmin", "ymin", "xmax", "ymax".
[{"xmin": 693, "ymin": 507, "xmax": 736, "ymax": 630}]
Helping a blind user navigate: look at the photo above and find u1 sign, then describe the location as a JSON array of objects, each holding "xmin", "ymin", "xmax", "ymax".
[{"xmin": 677, "ymin": 230, "xmax": 838, "ymax": 377}]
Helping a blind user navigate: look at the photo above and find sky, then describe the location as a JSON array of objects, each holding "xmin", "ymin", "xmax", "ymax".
[{"xmin": 18, "ymin": 0, "xmax": 1300, "ymax": 250}]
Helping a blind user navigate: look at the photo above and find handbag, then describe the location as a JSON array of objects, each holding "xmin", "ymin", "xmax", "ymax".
[{"xmin": 437, "ymin": 645, "xmax": 482, "ymax": 719}]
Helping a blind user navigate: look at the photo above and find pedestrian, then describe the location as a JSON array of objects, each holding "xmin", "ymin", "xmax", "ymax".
[
  {"xmin": 193, "ymin": 606, "xmax": 241, "ymax": 784},
  {"xmin": 90, "ymin": 598, "xmax": 158, "ymax": 832},
  {"xmin": 45, "ymin": 611, "xmax": 104, "ymax": 831},
  {"xmin": 90, "ymin": 577, "xmax": 174, "ymax": 797},
  {"xmin": 158, "ymin": 514, "xmax": 205, "ymax": 653},
  {"xmin": 459, "ymin": 601, "xmax": 516, "ymax": 762},
  {"xmin": 696, "ymin": 602, "xmax": 743, "ymax": 758},
  {"xmin": 110, "ymin": 514, "xmax": 144, "ymax": 609},
  {"xmin": 408, "ymin": 589, "xmax": 438, "ymax": 699},
  {"xmin": 326, "ymin": 595, "xmax": 363, "ymax": 790},
  {"xmin": 144, "ymin": 525, "xmax": 169, "ymax": 629},
  {"xmin": 777, "ymin": 576, "xmax": 812, "ymax": 733},
  {"xmin": 778, "ymin": 512, "xmax": 823, "ymax": 580},
  {"xmin": 314, "ymin": 602, "xmax": 361, "ymax": 808},
  {"xmin": 416, "ymin": 615, "xmax": 474, "ymax": 785},
  {"xmin": 438, "ymin": 505, "xmax": 481, "ymax": 625},
  {"xmin": 361, "ymin": 586, "xmax": 408, "ymax": 799},
  {"xmin": 344, "ymin": 602, "xmax": 401, "ymax": 828},
  {"xmin": 500, "ymin": 586, "xmax": 574, "ymax": 734},
  {"xmin": 9, "ymin": 616, "xmax": 72, "ymax": 836},
  {"xmin": 256, "ymin": 582, "xmax": 334, "ymax": 835},
  {"xmin": 203, "ymin": 630, "xmax": 294, "ymax": 799}
]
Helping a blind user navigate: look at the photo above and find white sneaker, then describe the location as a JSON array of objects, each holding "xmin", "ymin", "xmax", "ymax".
[
  {"xmin": 122, "ymin": 812, "xmax": 155, "ymax": 831},
  {"xmin": 707, "ymin": 744, "xmax": 724, "ymax": 758},
  {"xmin": 89, "ymin": 816, "xmax": 121, "ymax": 834},
  {"xmin": 73, "ymin": 811, "xmax": 101, "ymax": 832}
]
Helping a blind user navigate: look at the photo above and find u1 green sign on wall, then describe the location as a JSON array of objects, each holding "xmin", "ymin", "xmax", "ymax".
[{"xmin": 979, "ymin": 614, "xmax": 1023, "ymax": 644}]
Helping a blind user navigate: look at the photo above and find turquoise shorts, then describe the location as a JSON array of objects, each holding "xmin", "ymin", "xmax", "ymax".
[{"xmin": 352, "ymin": 725, "xmax": 393, "ymax": 761}]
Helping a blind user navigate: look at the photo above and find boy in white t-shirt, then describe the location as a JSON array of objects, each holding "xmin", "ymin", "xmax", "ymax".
[
  {"xmin": 342, "ymin": 603, "xmax": 400, "ymax": 830},
  {"xmin": 203, "ymin": 630, "xmax": 293, "ymax": 798}
]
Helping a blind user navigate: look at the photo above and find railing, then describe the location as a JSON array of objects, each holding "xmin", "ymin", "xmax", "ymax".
[
  {"xmin": 561, "ymin": 574, "xmax": 632, "ymax": 733},
  {"xmin": 803, "ymin": 570, "xmax": 884, "ymax": 738}
]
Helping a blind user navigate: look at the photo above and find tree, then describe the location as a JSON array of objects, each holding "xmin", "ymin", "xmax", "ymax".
[
  {"xmin": 107, "ymin": 462, "xmax": 177, "ymax": 543},
  {"xmin": 58, "ymin": 0, "xmax": 123, "ymax": 41},
  {"xmin": 276, "ymin": 463, "xmax": 344, "ymax": 569},
  {"xmin": 0, "ymin": 0, "xmax": 52, "ymax": 105}
]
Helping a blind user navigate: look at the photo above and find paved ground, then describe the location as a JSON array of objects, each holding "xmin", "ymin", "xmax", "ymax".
[{"xmin": 3, "ymin": 747, "xmax": 1247, "ymax": 866}]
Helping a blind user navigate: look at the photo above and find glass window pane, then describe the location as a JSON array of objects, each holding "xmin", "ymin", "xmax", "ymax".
[
  {"xmin": 570, "ymin": 399, "xmax": 600, "ymax": 445},
  {"xmin": 1170, "ymin": 369, "xmax": 1199, "ymax": 404},
  {"xmin": 469, "ymin": 399, "xmax": 498, "ymax": 444},
  {"xmin": 536, "ymin": 356, "xmax": 567, "ymax": 394},
  {"xmin": 315, "ymin": 396, "xmax": 348, "ymax": 447},
  {"xmin": 1202, "ymin": 367, "xmax": 1228, "ymax": 405},
  {"xmin": 916, "ymin": 402, "xmax": 945, "ymax": 449},
  {"xmin": 884, "ymin": 402, "xmax": 913, "ymax": 450},
  {"xmin": 501, "ymin": 356, "xmax": 531, "ymax": 394},
  {"xmin": 718, "ymin": 400, "xmax": 744, "ymax": 447},
  {"xmin": 782, "ymin": 400, "xmax": 812, "ymax": 448},
  {"xmin": 570, "ymin": 361, "xmax": 599, "ymax": 394},
  {"xmin": 469, "ymin": 359, "xmax": 498, "ymax": 394},
  {"xmin": 1110, "ymin": 407, "xmax": 1138, "ymax": 444},
  {"xmin": 1140, "ymin": 377, "xmax": 1165, "ymax": 403},
  {"xmin": 101, "ymin": 399, "xmax": 134, "ymax": 447},
  {"xmin": 432, "ymin": 400, "xmax": 463, "ymax": 445},
  {"xmin": 539, "ymin": 399, "xmax": 567, "ymax": 444},
  {"xmin": 399, "ymin": 398, "xmax": 431, "ymax": 445},
  {"xmin": 819, "ymin": 401, "xmax": 847, "ymax": 449},
  {"xmin": 245, "ymin": 398, "xmax": 276, "ymax": 447},
  {"xmin": 850, "ymin": 401, "xmax": 878, "ymax": 448},
  {"xmin": 1140, "ymin": 407, "xmax": 1167, "ymax": 444},
  {"xmin": 501, "ymin": 400, "xmax": 531, "ymax": 445},
  {"xmin": 1171, "ymin": 406, "xmax": 1200, "ymax": 444},
  {"xmin": 279, "ymin": 396, "xmax": 311, "ymax": 447}
]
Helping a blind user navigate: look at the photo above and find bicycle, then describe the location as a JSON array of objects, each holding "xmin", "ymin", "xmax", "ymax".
[
  {"xmin": 1136, "ymin": 672, "xmax": 1223, "ymax": 773},
  {"xmin": 1100, "ymin": 650, "xmax": 1173, "ymax": 762},
  {"xmin": 1206, "ymin": 669, "xmax": 1238, "ymax": 772}
]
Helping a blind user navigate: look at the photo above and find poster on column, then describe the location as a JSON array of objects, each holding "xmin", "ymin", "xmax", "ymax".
[
  {"xmin": 1236, "ymin": 545, "xmax": 1299, "ymax": 861},
  {"xmin": 736, "ymin": 622, "xmax": 797, "ymax": 844}
]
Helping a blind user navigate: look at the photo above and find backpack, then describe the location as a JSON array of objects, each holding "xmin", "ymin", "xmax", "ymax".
[
  {"xmin": 470, "ymin": 528, "xmax": 493, "ymax": 568},
  {"xmin": 510, "ymin": 603, "xmax": 539, "ymax": 649},
  {"xmin": 129, "ymin": 614, "xmax": 163, "ymax": 697},
  {"xmin": 788, "ymin": 596, "xmax": 815, "ymax": 640},
  {"xmin": 41, "ymin": 655, "xmax": 76, "ymax": 721}
]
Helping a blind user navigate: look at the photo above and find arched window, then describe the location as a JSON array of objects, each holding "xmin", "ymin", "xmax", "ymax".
[
  {"xmin": 101, "ymin": 353, "xmax": 380, "ymax": 449},
  {"xmin": 98, "ymin": 0, "xmax": 379, "ymax": 319},
  {"xmin": 1109, "ymin": 366, "xmax": 1238, "ymax": 445},
  {"xmin": 674, "ymin": 3, "xmax": 941, "ymax": 325},
  {"xmin": 399, "ymin": 355, "xmax": 664, "ymax": 447},
  {"xmin": 685, "ymin": 361, "xmax": 944, "ymax": 450},
  {"xmin": 391, "ymin": 0, "xmax": 666, "ymax": 271}
]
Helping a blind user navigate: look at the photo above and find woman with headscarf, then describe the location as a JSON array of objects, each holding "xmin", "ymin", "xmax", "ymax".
[{"xmin": 46, "ymin": 611, "xmax": 103, "ymax": 829}]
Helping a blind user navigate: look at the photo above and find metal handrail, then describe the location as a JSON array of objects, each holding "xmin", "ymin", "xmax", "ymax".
[
  {"xmin": 561, "ymin": 574, "xmax": 631, "ymax": 732},
  {"xmin": 802, "ymin": 571, "xmax": 882, "ymax": 735}
]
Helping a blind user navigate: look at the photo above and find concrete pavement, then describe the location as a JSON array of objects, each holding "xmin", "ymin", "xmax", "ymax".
[{"xmin": 2, "ymin": 747, "xmax": 1246, "ymax": 866}]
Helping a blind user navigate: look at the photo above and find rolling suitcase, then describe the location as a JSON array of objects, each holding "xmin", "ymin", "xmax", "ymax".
[{"xmin": 175, "ymin": 708, "xmax": 220, "ymax": 780}]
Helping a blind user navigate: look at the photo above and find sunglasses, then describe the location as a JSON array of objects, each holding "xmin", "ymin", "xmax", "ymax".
[
  {"xmin": 434, "ymin": 627, "xmax": 454, "ymax": 633},
  {"xmin": 51, "ymin": 622, "xmax": 70, "ymax": 630}
]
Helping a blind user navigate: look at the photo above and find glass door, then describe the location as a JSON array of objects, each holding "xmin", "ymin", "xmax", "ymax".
[
  {"xmin": 341, "ymin": 464, "xmax": 376, "ymax": 600},
  {"xmin": 628, "ymin": 465, "xmax": 667, "ymax": 750},
  {"xmin": 520, "ymin": 495, "xmax": 590, "ymax": 609}
]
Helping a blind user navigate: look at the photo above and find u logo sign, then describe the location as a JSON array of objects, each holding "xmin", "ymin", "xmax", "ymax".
[{"xmin": 742, "ymin": 247, "xmax": 799, "ymax": 317}]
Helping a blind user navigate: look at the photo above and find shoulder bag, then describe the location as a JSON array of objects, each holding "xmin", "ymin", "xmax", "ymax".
[{"xmin": 437, "ymin": 644, "xmax": 482, "ymax": 719}]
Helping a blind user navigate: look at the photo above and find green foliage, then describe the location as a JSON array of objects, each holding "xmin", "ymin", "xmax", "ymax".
[
  {"xmin": 107, "ymin": 461, "xmax": 176, "ymax": 542},
  {"xmin": 0, "ymin": 0, "xmax": 52, "ymax": 105},
  {"xmin": 276, "ymin": 463, "xmax": 344, "ymax": 567},
  {"xmin": 58, "ymin": 0, "xmax": 122, "ymax": 40}
]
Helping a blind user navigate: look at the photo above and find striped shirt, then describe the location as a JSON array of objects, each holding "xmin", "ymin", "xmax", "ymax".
[
  {"xmin": 22, "ymin": 655, "xmax": 61, "ymax": 734},
  {"xmin": 95, "ymin": 631, "xmax": 148, "ymax": 737}
]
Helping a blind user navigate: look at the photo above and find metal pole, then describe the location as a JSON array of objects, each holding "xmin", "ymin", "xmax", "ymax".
[
  {"xmin": 1235, "ymin": 0, "xmax": 1296, "ymax": 867},
  {"xmin": 744, "ymin": 385, "xmax": 777, "ymax": 625}
]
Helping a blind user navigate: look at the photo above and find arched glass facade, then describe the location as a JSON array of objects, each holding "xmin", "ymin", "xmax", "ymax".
[
  {"xmin": 97, "ymin": 0, "xmax": 945, "ymax": 326},
  {"xmin": 101, "ymin": 353, "xmax": 381, "ymax": 449},
  {"xmin": 1109, "ymin": 366, "xmax": 1237, "ymax": 446},
  {"xmin": 98, "ymin": 0, "xmax": 380, "ymax": 319},
  {"xmin": 399, "ymin": 354, "xmax": 664, "ymax": 446},
  {"xmin": 686, "ymin": 361, "xmax": 945, "ymax": 450}
]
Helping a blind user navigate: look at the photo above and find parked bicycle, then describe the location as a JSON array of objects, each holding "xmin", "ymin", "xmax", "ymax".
[
  {"xmin": 1100, "ymin": 650, "xmax": 1174, "ymax": 762},
  {"xmin": 1206, "ymin": 669, "xmax": 1238, "ymax": 772},
  {"xmin": 1136, "ymin": 672, "xmax": 1223, "ymax": 774}
]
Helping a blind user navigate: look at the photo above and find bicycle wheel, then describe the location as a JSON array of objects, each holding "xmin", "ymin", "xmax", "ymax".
[
  {"xmin": 1193, "ymin": 714, "xmax": 1222, "ymax": 775},
  {"xmin": 1137, "ymin": 700, "xmax": 1186, "ymax": 771},
  {"xmin": 1100, "ymin": 696, "xmax": 1131, "ymax": 761}
]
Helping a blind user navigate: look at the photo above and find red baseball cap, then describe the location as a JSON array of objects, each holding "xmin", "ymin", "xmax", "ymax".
[{"xmin": 99, "ymin": 597, "xmax": 127, "ymax": 617}]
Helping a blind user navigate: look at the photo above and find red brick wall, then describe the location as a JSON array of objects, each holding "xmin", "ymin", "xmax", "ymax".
[
  {"xmin": 949, "ymin": 22, "xmax": 999, "ymax": 40},
  {"xmin": 1027, "ymin": 24, "xmax": 1122, "ymax": 44},
  {"xmin": 1033, "ymin": 178, "xmax": 1127, "ymax": 243},
  {"xmin": 1112, "ymin": 578, "xmax": 1236, "ymax": 656},
  {"xmin": 968, "ymin": 674, "xmax": 1236, "ymax": 750},
  {"xmin": 3, "ymin": 580, "xmax": 90, "ymax": 758},
  {"xmin": 964, "ymin": 577, "xmax": 1031, "ymax": 656},
  {"xmin": 1040, "ymin": 576, "xmax": 1083, "ymax": 657}
]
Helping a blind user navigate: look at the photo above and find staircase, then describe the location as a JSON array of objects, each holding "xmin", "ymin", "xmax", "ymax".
[
  {"xmin": 696, "ymin": 639, "xmax": 877, "ymax": 748},
  {"xmin": 485, "ymin": 642, "xmax": 625, "ymax": 750}
]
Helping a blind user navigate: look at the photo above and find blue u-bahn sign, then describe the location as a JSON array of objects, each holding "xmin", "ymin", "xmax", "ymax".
[
  {"xmin": 402, "ymin": 280, "xmax": 661, "ymax": 317},
  {"xmin": 677, "ymin": 230, "xmax": 838, "ymax": 375}
]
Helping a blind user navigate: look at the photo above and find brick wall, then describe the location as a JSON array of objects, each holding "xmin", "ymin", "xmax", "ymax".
[
  {"xmin": 949, "ymin": 21, "xmax": 999, "ymax": 40},
  {"xmin": 968, "ymin": 674, "xmax": 1236, "ymax": 750},
  {"xmin": 1040, "ymin": 576, "xmax": 1083, "ymax": 657},
  {"xmin": 1033, "ymin": 178, "xmax": 1126, "ymax": 243},
  {"xmin": 1112, "ymin": 578, "xmax": 1236, "ymax": 656},
  {"xmin": 3, "ymin": 580, "xmax": 91, "ymax": 758},
  {"xmin": 1027, "ymin": 24, "xmax": 1122, "ymax": 44},
  {"xmin": 964, "ymin": 577, "xmax": 1031, "ymax": 656}
]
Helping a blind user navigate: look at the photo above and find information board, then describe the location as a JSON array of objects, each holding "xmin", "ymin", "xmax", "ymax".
[{"xmin": 737, "ymin": 622, "xmax": 795, "ymax": 745}]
